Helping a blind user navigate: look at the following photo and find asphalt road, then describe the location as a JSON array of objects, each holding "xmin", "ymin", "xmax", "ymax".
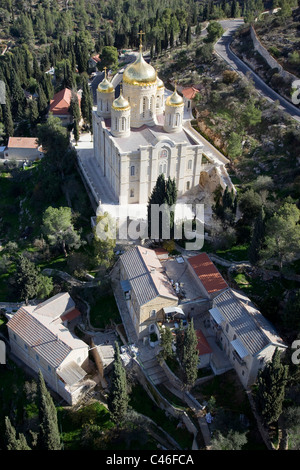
[{"xmin": 214, "ymin": 19, "xmax": 300, "ymax": 123}]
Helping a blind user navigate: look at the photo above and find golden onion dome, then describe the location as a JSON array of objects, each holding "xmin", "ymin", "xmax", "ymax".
[
  {"xmin": 157, "ymin": 76, "xmax": 164, "ymax": 89},
  {"xmin": 166, "ymin": 89, "xmax": 184, "ymax": 107},
  {"xmin": 112, "ymin": 93, "xmax": 130, "ymax": 111},
  {"xmin": 97, "ymin": 77, "xmax": 114, "ymax": 93},
  {"xmin": 123, "ymin": 47, "xmax": 157, "ymax": 86}
]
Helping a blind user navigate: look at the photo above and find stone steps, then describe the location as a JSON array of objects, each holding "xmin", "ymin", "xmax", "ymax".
[{"xmin": 140, "ymin": 357, "xmax": 168, "ymax": 385}]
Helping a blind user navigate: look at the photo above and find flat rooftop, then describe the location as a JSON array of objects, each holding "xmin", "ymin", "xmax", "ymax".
[{"xmin": 161, "ymin": 256, "xmax": 204, "ymax": 303}]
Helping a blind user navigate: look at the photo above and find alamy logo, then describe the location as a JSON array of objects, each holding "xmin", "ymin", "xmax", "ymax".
[
  {"xmin": 291, "ymin": 340, "xmax": 300, "ymax": 365},
  {"xmin": 0, "ymin": 340, "xmax": 6, "ymax": 365},
  {"xmin": 95, "ymin": 203, "xmax": 205, "ymax": 250},
  {"xmin": 292, "ymin": 80, "xmax": 300, "ymax": 105}
]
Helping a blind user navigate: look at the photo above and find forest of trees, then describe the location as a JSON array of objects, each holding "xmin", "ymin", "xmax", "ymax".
[{"xmin": 0, "ymin": 0, "xmax": 279, "ymax": 144}]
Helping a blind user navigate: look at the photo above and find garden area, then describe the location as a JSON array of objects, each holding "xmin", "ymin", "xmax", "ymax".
[
  {"xmin": 129, "ymin": 382, "xmax": 195, "ymax": 450},
  {"xmin": 89, "ymin": 293, "xmax": 121, "ymax": 329},
  {"xmin": 191, "ymin": 370, "xmax": 266, "ymax": 450}
]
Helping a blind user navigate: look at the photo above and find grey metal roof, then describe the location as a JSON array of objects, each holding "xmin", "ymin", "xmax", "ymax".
[
  {"xmin": 34, "ymin": 293, "xmax": 75, "ymax": 318},
  {"xmin": 7, "ymin": 308, "xmax": 72, "ymax": 368},
  {"xmin": 120, "ymin": 246, "xmax": 177, "ymax": 306},
  {"xmin": 209, "ymin": 307, "xmax": 224, "ymax": 325},
  {"xmin": 231, "ymin": 338, "xmax": 249, "ymax": 359},
  {"xmin": 57, "ymin": 361, "xmax": 87, "ymax": 386},
  {"xmin": 214, "ymin": 289, "xmax": 277, "ymax": 356}
]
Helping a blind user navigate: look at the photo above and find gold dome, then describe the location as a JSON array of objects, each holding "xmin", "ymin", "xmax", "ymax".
[
  {"xmin": 157, "ymin": 76, "xmax": 164, "ymax": 89},
  {"xmin": 97, "ymin": 77, "xmax": 114, "ymax": 93},
  {"xmin": 112, "ymin": 93, "xmax": 130, "ymax": 111},
  {"xmin": 123, "ymin": 47, "xmax": 157, "ymax": 86},
  {"xmin": 166, "ymin": 90, "xmax": 184, "ymax": 107}
]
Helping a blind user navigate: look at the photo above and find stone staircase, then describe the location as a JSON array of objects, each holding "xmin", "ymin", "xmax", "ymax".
[{"xmin": 140, "ymin": 356, "xmax": 168, "ymax": 386}]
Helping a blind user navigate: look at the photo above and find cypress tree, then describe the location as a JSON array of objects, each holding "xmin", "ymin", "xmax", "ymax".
[
  {"xmin": 2, "ymin": 98, "xmax": 14, "ymax": 138},
  {"xmin": 4, "ymin": 417, "xmax": 19, "ymax": 450},
  {"xmin": 107, "ymin": 342, "xmax": 129, "ymax": 426},
  {"xmin": 29, "ymin": 99, "xmax": 39, "ymax": 128},
  {"xmin": 175, "ymin": 320, "xmax": 185, "ymax": 364},
  {"xmin": 73, "ymin": 119, "xmax": 80, "ymax": 144},
  {"xmin": 9, "ymin": 70, "xmax": 25, "ymax": 120},
  {"xmin": 33, "ymin": 55, "xmax": 42, "ymax": 81},
  {"xmin": 158, "ymin": 327, "xmax": 174, "ymax": 362},
  {"xmin": 248, "ymin": 206, "xmax": 265, "ymax": 265},
  {"xmin": 81, "ymin": 76, "xmax": 93, "ymax": 128},
  {"xmin": 256, "ymin": 348, "xmax": 289, "ymax": 425},
  {"xmin": 181, "ymin": 318, "xmax": 199, "ymax": 389},
  {"xmin": 4, "ymin": 417, "xmax": 31, "ymax": 450},
  {"xmin": 70, "ymin": 91, "xmax": 81, "ymax": 123},
  {"xmin": 186, "ymin": 25, "xmax": 192, "ymax": 45},
  {"xmin": 37, "ymin": 370, "xmax": 61, "ymax": 450},
  {"xmin": 37, "ymin": 84, "xmax": 48, "ymax": 115}
]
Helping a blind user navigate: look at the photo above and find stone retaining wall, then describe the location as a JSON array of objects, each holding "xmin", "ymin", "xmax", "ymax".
[{"xmin": 250, "ymin": 25, "xmax": 298, "ymax": 84}]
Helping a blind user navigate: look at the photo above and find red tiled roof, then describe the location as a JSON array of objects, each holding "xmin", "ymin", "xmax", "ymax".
[
  {"xmin": 196, "ymin": 330, "xmax": 212, "ymax": 356},
  {"xmin": 188, "ymin": 253, "xmax": 228, "ymax": 294},
  {"xmin": 7, "ymin": 137, "xmax": 39, "ymax": 149},
  {"xmin": 91, "ymin": 54, "xmax": 101, "ymax": 63},
  {"xmin": 181, "ymin": 87, "xmax": 199, "ymax": 100},
  {"xmin": 49, "ymin": 88, "xmax": 81, "ymax": 116},
  {"xmin": 61, "ymin": 308, "xmax": 81, "ymax": 322}
]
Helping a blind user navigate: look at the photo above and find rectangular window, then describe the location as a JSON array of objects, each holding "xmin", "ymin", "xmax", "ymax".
[{"xmin": 131, "ymin": 165, "xmax": 135, "ymax": 176}]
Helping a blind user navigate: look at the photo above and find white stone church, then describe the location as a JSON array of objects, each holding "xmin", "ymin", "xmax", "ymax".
[
  {"xmin": 90, "ymin": 43, "xmax": 234, "ymax": 208},
  {"xmin": 76, "ymin": 41, "xmax": 234, "ymax": 229}
]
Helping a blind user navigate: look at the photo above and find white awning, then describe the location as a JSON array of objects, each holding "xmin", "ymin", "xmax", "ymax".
[
  {"xmin": 163, "ymin": 307, "xmax": 185, "ymax": 316},
  {"xmin": 209, "ymin": 307, "xmax": 224, "ymax": 325},
  {"xmin": 231, "ymin": 339, "xmax": 249, "ymax": 359}
]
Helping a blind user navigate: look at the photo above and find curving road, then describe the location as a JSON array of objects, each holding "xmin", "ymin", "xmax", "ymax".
[{"xmin": 214, "ymin": 19, "xmax": 300, "ymax": 123}]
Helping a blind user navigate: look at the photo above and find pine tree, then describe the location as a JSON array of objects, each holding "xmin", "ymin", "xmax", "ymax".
[
  {"xmin": 256, "ymin": 348, "xmax": 289, "ymax": 425},
  {"xmin": 37, "ymin": 370, "xmax": 61, "ymax": 450},
  {"xmin": 107, "ymin": 343, "xmax": 129, "ymax": 426},
  {"xmin": 181, "ymin": 318, "xmax": 199, "ymax": 388}
]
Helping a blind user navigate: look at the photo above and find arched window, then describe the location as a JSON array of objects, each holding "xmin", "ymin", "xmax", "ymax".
[
  {"xmin": 122, "ymin": 117, "xmax": 126, "ymax": 131},
  {"xmin": 149, "ymin": 96, "xmax": 154, "ymax": 117},
  {"xmin": 130, "ymin": 189, "xmax": 134, "ymax": 198},
  {"xmin": 130, "ymin": 165, "xmax": 135, "ymax": 176},
  {"xmin": 156, "ymin": 95, "xmax": 160, "ymax": 108},
  {"xmin": 188, "ymin": 159, "xmax": 192, "ymax": 170},
  {"xmin": 100, "ymin": 99, "xmax": 103, "ymax": 111},
  {"xmin": 169, "ymin": 114, "xmax": 171, "ymax": 126},
  {"xmin": 115, "ymin": 117, "xmax": 118, "ymax": 131},
  {"xmin": 106, "ymin": 101, "xmax": 109, "ymax": 111},
  {"xmin": 142, "ymin": 97, "xmax": 146, "ymax": 118},
  {"xmin": 175, "ymin": 113, "xmax": 180, "ymax": 126},
  {"xmin": 186, "ymin": 181, "xmax": 190, "ymax": 190}
]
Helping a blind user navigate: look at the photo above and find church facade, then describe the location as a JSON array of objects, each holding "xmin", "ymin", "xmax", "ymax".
[{"xmin": 92, "ymin": 44, "xmax": 232, "ymax": 208}]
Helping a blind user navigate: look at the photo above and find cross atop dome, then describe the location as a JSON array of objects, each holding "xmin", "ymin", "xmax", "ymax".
[{"xmin": 138, "ymin": 30, "xmax": 145, "ymax": 49}]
